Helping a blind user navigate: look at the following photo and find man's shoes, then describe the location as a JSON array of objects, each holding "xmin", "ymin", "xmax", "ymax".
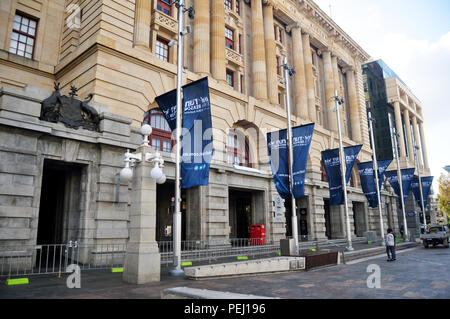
[{"xmin": 387, "ymin": 259, "xmax": 393, "ymax": 262}]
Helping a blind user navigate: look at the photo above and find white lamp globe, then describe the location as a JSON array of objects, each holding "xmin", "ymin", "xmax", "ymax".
[
  {"xmin": 120, "ymin": 167, "xmax": 133, "ymax": 183},
  {"xmin": 156, "ymin": 174, "xmax": 166, "ymax": 185},
  {"xmin": 151, "ymin": 165, "xmax": 163, "ymax": 180},
  {"xmin": 141, "ymin": 124, "xmax": 152, "ymax": 136}
]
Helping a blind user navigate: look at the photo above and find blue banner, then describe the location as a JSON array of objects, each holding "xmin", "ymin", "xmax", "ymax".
[
  {"xmin": 181, "ymin": 78, "xmax": 213, "ymax": 189},
  {"xmin": 155, "ymin": 77, "xmax": 213, "ymax": 189},
  {"xmin": 321, "ymin": 145, "xmax": 362, "ymax": 206},
  {"xmin": 267, "ymin": 129, "xmax": 290, "ymax": 200},
  {"xmin": 357, "ymin": 159, "xmax": 393, "ymax": 208},
  {"xmin": 267, "ymin": 123, "xmax": 315, "ymax": 200},
  {"xmin": 292, "ymin": 123, "xmax": 315, "ymax": 198},
  {"xmin": 385, "ymin": 168, "xmax": 416, "ymax": 206},
  {"xmin": 411, "ymin": 176, "xmax": 434, "ymax": 211}
]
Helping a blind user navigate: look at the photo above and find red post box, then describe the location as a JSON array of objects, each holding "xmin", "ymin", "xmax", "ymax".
[{"xmin": 250, "ymin": 225, "xmax": 265, "ymax": 246}]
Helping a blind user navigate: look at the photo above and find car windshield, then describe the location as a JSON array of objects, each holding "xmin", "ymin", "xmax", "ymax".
[{"xmin": 429, "ymin": 227, "xmax": 443, "ymax": 233}]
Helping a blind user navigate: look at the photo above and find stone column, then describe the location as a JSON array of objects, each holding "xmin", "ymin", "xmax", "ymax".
[
  {"xmin": 346, "ymin": 68, "xmax": 362, "ymax": 143},
  {"xmin": 403, "ymin": 108, "xmax": 414, "ymax": 161},
  {"xmin": 263, "ymin": 3, "xmax": 278, "ymax": 104},
  {"xmin": 418, "ymin": 122, "xmax": 430, "ymax": 169},
  {"xmin": 291, "ymin": 25, "xmax": 308, "ymax": 119},
  {"xmin": 323, "ymin": 50, "xmax": 337, "ymax": 132},
  {"xmin": 332, "ymin": 56, "xmax": 345, "ymax": 134},
  {"xmin": 134, "ymin": 0, "xmax": 152, "ymax": 49},
  {"xmin": 123, "ymin": 146, "xmax": 161, "ymax": 284},
  {"xmin": 193, "ymin": 0, "xmax": 210, "ymax": 74},
  {"xmin": 302, "ymin": 33, "xmax": 316, "ymax": 122},
  {"xmin": 211, "ymin": 0, "xmax": 226, "ymax": 82},
  {"xmin": 251, "ymin": 0, "xmax": 268, "ymax": 100},
  {"xmin": 412, "ymin": 116, "xmax": 423, "ymax": 168},
  {"xmin": 393, "ymin": 101, "xmax": 407, "ymax": 158}
]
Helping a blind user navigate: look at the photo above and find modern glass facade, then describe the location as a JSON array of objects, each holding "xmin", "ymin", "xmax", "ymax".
[{"xmin": 363, "ymin": 60, "xmax": 396, "ymax": 161}]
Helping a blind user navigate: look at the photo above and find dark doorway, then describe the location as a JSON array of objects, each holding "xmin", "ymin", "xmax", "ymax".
[
  {"xmin": 284, "ymin": 199, "xmax": 308, "ymax": 240},
  {"xmin": 324, "ymin": 199, "xmax": 332, "ymax": 240},
  {"xmin": 37, "ymin": 160, "xmax": 83, "ymax": 245},
  {"xmin": 229, "ymin": 190, "xmax": 253, "ymax": 239},
  {"xmin": 156, "ymin": 181, "xmax": 187, "ymax": 242}
]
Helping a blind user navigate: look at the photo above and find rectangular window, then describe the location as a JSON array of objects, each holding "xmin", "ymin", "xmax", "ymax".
[
  {"xmin": 224, "ymin": 0, "xmax": 232, "ymax": 11},
  {"xmin": 279, "ymin": 28, "xmax": 283, "ymax": 43},
  {"xmin": 240, "ymin": 74, "xmax": 244, "ymax": 94},
  {"xmin": 9, "ymin": 13, "xmax": 37, "ymax": 59},
  {"xmin": 225, "ymin": 27, "xmax": 234, "ymax": 50},
  {"xmin": 236, "ymin": 0, "xmax": 240, "ymax": 15},
  {"xmin": 157, "ymin": 0, "xmax": 172, "ymax": 16},
  {"xmin": 276, "ymin": 56, "xmax": 281, "ymax": 75},
  {"xmin": 156, "ymin": 38, "xmax": 169, "ymax": 62},
  {"xmin": 226, "ymin": 69, "xmax": 234, "ymax": 87}
]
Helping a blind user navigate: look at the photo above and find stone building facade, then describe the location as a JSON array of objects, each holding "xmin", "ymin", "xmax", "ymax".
[{"xmin": 0, "ymin": 0, "xmax": 402, "ymax": 250}]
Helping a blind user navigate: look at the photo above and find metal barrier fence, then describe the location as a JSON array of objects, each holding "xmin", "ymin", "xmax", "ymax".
[
  {"xmin": 0, "ymin": 241, "xmax": 126, "ymax": 278},
  {"xmin": 0, "ymin": 237, "xmax": 369, "ymax": 278}
]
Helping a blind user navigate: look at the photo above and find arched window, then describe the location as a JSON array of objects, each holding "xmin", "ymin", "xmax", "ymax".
[
  {"xmin": 227, "ymin": 130, "xmax": 251, "ymax": 168},
  {"xmin": 143, "ymin": 109, "xmax": 173, "ymax": 153}
]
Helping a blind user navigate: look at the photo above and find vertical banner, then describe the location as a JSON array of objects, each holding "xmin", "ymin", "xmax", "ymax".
[
  {"xmin": 385, "ymin": 168, "xmax": 416, "ymax": 205},
  {"xmin": 155, "ymin": 77, "xmax": 213, "ymax": 189},
  {"xmin": 267, "ymin": 129, "xmax": 290, "ymax": 200},
  {"xmin": 180, "ymin": 77, "xmax": 213, "ymax": 189},
  {"xmin": 411, "ymin": 176, "xmax": 434, "ymax": 211},
  {"xmin": 292, "ymin": 123, "xmax": 315, "ymax": 199},
  {"xmin": 155, "ymin": 89, "xmax": 177, "ymax": 131},
  {"xmin": 357, "ymin": 159, "xmax": 393, "ymax": 208},
  {"xmin": 321, "ymin": 145, "xmax": 362, "ymax": 206},
  {"xmin": 267, "ymin": 124, "xmax": 315, "ymax": 200}
]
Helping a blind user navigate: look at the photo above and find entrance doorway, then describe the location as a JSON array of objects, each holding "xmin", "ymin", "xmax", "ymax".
[
  {"xmin": 156, "ymin": 181, "xmax": 187, "ymax": 242},
  {"xmin": 353, "ymin": 202, "xmax": 366, "ymax": 237},
  {"xmin": 229, "ymin": 190, "xmax": 253, "ymax": 239},
  {"xmin": 284, "ymin": 199, "xmax": 309, "ymax": 241},
  {"xmin": 37, "ymin": 160, "xmax": 83, "ymax": 245},
  {"xmin": 324, "ymin": 199, "xmax": 332, "ymax": 240}
]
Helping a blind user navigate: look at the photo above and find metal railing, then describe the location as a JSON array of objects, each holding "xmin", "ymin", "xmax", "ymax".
[
  {"xmin": 0, "ymin": 237, "xmax": 370, "ymax": 278},
  {"xmin": 0, "ymin": 241, "xmax": 126, "ymax": 278}
]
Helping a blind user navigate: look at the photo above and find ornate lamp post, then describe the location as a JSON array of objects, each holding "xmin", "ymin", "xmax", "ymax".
[{"xmin": 121, "ymin": 124, "xmax": 166, "ymax": 284}]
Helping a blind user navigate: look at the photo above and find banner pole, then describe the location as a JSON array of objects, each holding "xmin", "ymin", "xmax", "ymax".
[
  {"xmin": 368, "ymin": 112, "xmax": 386, "ymax": 246},
  {"xmin": 283, "ymin": 57, "xmax": 299, "ymax": 255},
  {"xmin": 411, "ymin": 133, "xmax": 427, "ymax": 227},
  {"xmin": 388, "ymin": 116, "xmax": 409, "ymax": 241},
  {"xmin": 334, "ymin": 90, "xmax": 353, "ymax": 251},
  {"xmin": 171, "ymin": 0, "xmax": 185, "ymax": 276}
]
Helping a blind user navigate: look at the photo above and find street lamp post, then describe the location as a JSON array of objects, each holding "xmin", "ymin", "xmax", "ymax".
[
  {"xmin": 333, "ymin": 91, "xmax": 353, "ymax": 251},
  {"xmin": 412, "ymin": 141, "xmax": 427, "ymax": 227},
  {"xmin": 388, "ymin": 116, "xmax": 409, "ymax": 241},
  {"xmin": 368, "ymin": 111, "xmax": 385, "ymax": 246},
  {"xmin": 282, "ymin": 57, "xmax": 299, "ymax": 255},
  {"xmin": 170, "ymin": 0, "xmax": 194, "ymax": 276}
]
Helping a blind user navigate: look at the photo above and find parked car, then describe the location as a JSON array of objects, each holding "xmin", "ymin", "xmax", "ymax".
[{"xmin": 421, "ymin": 225, "xmax": 449, "ymax": 248}]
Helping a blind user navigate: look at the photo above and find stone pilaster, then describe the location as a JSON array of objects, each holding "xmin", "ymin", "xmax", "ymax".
[
  {"xmin": 403, "ymin": 108, "xmax": 414, "ymax": 161},
  {"xmin": 412, "ymin": 116, "xmax": 423, "ymax": 169},
  {"xmin": 123, "ymin": 145, "xmax": 161, "ymax": 284},
  {"xmin": 346, "ymin": 68, "xmax": 362, "ymax": 143},
  {"xmin": 134, "ymin": 0, "xmax": 152, "ymax": 49},
  {"xmin": 302, "ymin": 33, "xmax": 316, "ymax": 122},
  {"xmin": 418, "ymin": 122, "xmax": 429, "ymax": 170},
  {"xmin": 332, "ymin": 56, "xmax": 345, "ymax": 133},
  {"xmin": 323, "ymin": 50, "xmax": 337, "ymax": 132},
  {"xmin": 263, "ymin": 3, "xmax": 278, "ymax": 105},
  {"xmin": 211, "ymin": 0, "xmax": 226, "ymax": 82},
  {"xmin": 193, "ymin": 0, "xmax": 210, "ymax": 74},
  {"xmin": 291, "ymin": 25, "xmax": 308, "ymax": 119},
  {"xmin": 393, "ymin": 101, "xmax": 407, "ymax": 158},
  {"xmin": 251, "ymin": 0, "xmax": 268, "ymax": 100}
]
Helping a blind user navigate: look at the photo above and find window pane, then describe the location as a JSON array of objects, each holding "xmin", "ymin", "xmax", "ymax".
[
  {"xmin": 17, "ymin": 50, "xmax": 24, "ymax": 56},
  {"xmin": 14, "ymin": 15, "xmax": 21, "ymax": 23},
  {"xmin": 28, "ymin": 27, "xmax": 35, "ymax": 36},
  {"xmin": 25, "ymin": 53, "xmax": 32, "ymax": 59},
  {"xmin": 21, "ymin": 23, "xmax": 28, "ymax": 33},
  {"xmin": 18, "ymin": 43, "xmax": 25, "ymax": 51},
  {"xmin": 19, "ymin": 34, "xmax": 27, "ymax": 43},
  {"xmin": 29, "ymin": 20, "xmax": 36, "ymax": 29},
  {"xmin": 27, "ymin": 38, "xmax": 34, "ymax": 46},
  {"xmin": 11, "ymin": 32, "xmax": 18, "ymax": 41},
  {"xmin": 26, "ymin": 45, "xmax": 33, "ymax": 53},
  {"xmin": 13, "ymin": 22, "xmax": 20, "ymax": 31},
  {"xmin": 10, "ymin": 40, "xmax": 17, "ymax": 49}
]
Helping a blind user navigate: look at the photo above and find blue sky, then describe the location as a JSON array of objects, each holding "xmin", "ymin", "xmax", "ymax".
[{"xmin": 314, "ymin": 0, "xmax": 450, "ymax": 193}]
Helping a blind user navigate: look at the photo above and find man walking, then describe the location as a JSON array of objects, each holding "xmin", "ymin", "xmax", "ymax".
[{"xmin": 386, "ymin": 228, "xmax": 397, "ymax": 262}]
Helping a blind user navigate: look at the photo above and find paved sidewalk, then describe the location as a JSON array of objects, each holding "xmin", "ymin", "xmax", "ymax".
[{"xmin": 1, "ymin": 244, "xmax": 449, "ymax": 299}]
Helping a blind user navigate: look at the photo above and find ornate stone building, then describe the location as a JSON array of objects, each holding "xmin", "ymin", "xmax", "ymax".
[{"xmin": 0, "ymin": 0, "xmax": 401, "ymax": 249}]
